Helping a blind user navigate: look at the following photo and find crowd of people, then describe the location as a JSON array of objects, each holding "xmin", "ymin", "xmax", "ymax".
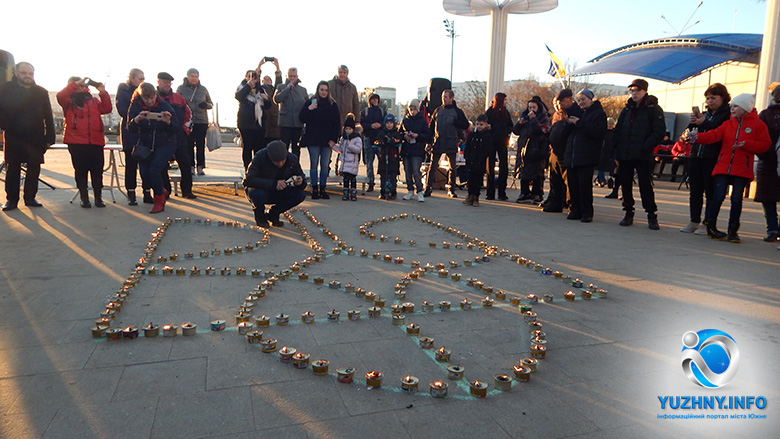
[{"xmin": 1, "ymin": 61, "xmax": 779, "ymax": 248}]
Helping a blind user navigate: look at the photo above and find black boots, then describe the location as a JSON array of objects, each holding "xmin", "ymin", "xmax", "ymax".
[
  {"xmin": 79, "ymin": 186, "xmax": 91, "ymax": 208},
  {"xmin": 319, "ymin": 186, "xmax": 329, "ymax": 199},
  {"xmin": 311, "ymin": 185, "xmax": 319, "ymax": 200},
  {"xmin": 143, "ymin": 190, "xmax": 154, "ymax": 204},
  {"xmin": 619, "ymin": 211, "xmax": 634, "ymax": 226},
  {"xmin": 704, "ymin": 220, "xmax": 727, "ymax": 240},
  {"xmin": 727, "ymin": 225, "xmax": 741, "ymax": 243},
  {"xmin": 94, "ymin": 189, "xmax": 106, "ymax": 208},
  {"xmin": 127, "ymin": 191, "xmax": 138, "ymax": 206},
  {"xmin": 648, "ymin": 213, "xmax": 659, "ymax": 230}
]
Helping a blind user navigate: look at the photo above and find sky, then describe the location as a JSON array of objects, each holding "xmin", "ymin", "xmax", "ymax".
[{"xmin": 1, "ymin": 0, "xmax": 769, "ymax": 126}]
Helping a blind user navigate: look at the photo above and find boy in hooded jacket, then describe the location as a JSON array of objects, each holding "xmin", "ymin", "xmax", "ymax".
[
  {"xmin": 463, "ymin": 114, "xmax": 492, "ymax": 206},
  {"xmin": 374, "ymin": 114, "xmax": 403, "ymax": 199}
]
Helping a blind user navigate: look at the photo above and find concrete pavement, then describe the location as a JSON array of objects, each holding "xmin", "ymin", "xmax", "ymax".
[{"xmin": 0, "ymin": 145, "xmax": 778, "ymax": 438}]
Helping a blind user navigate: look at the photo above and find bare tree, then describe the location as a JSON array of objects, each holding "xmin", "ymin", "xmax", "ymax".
[
  {"xmin": 456, "ymin": 80, "xmax": 487, "ymax": 121},
  {"xmin": 505, "ymin": 74, "xmax": 557, "ymax": 117}
]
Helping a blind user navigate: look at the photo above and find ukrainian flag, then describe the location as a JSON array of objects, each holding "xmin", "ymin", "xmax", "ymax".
[{"xmin": 546, "ymin": 44, "xmax": 566, "ymax": 79}]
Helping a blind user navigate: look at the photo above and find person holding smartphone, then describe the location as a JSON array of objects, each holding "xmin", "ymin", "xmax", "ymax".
[
  {"xmin": 680, "ymin": 83, "xmax": 732, "ymax": 234},
  {"xmin": 127, "ymin": 83, "xmax": 177, "ymax": 213},
  {"xmin": 236, "ymin": 68, "xmax": 272, "ymax": 168},
  {"xmin": 298, "ymin": 81, "xmax": 341, "ymax": 199},
  {"xmin": 57, "ymin": 76, "xmax": 113, "ymax": 208}
]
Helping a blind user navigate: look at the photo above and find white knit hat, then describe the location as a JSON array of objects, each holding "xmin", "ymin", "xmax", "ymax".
[{"xmin": 730, "ymin": 93, "xmax": 755, "ymax": 112}]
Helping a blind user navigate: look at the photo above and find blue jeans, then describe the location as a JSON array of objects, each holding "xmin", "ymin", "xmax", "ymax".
[
  {"xmin": 245, "ymin": 186, "xmax": 306, "ymax": 225},
  {"xmin": 364, "ymin": 137, "xmax": 379, "ymax": 187},
  {"xmin": 705, "ymin": 175, "xmax": 748, "ymax": 229},
  {"xmin": 403, "ymin": 155, "xmax": 423, "ymax": 193},
  {"xmin": 139, "ymin": 143, "xmax": 176, "ymax": 195},
  {"xmin": 307, "ymin": 146, "xmax": 332, "ymax": 187},
  {"xmin": 761, "ymin": 201, "xmax": 779, "ymax": 233}
]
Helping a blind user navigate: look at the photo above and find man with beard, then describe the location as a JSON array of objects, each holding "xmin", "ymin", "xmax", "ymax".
[
  {"xmin": 0, "ymin": 62, "xmax": 55, "ymax": 211},
  {"xmin": 157, "ymin": 72, "xmax": 196, "ymax": 199}
]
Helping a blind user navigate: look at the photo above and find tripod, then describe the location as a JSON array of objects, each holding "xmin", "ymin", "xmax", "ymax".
[{"xmin": 0, "ymin": 160, "xmax": 57, "ymax": 190}]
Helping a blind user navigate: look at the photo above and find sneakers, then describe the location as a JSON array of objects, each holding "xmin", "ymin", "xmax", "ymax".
[
  {"xmin": 197, "ymin": 166, "xmax": 205, "ymax": 176},
  {"xmin": 680, "ymin": 222, "xmax": 699, "ymax": 233},
  {"xmin": 694, "ymin": 224, "xmax": 708, "ymax": 235},
  {"xmin": 402, "ymin": 191, "xmax": 414, "ymax": 200},
  {"xmin": 417, "ymin": 192, "xmax": 425, "ymax": 202},
  {"xmin": 515, "ymin": 194, "xmax": 533, "ymax": 203},
  {"xmin": 532, "ymin": 195, "xmax": 543, "ymax": 204},
  {"xmin": 447, "ymin": 190, "xmax": 458, "ymax": 198},
  {"xmin": 763, "ymin": 230, "xmax": 779, "ymax": 242}
]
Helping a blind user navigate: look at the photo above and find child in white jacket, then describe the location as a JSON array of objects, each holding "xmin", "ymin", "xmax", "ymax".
[{"xmin": 333, "ymin": 115, "xmax": 363, "ymax": 200}]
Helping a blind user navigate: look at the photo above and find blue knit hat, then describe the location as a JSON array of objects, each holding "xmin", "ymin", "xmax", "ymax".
[{"xmin": 384, "ymin": 114, "xmax": 396, "ymax": 124}]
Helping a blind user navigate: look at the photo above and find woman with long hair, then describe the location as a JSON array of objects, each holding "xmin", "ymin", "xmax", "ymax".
[
  {"xmin": 485, "ymin": 92, "xmax": 513, "ymax": 200},
  {"xmin": 680, "ymin": 83, "xmax": 732, "ymax": 234},
  {"xmin": 298, "ymin": 81, "xmax": 341, "ymax": 199}
]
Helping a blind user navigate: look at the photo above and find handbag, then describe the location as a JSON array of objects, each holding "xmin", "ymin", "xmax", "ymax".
[
  {"xmin": 131, "ymin": 129, "xmax": 155, "ymax": 161},
  {"xmin": 206, "ymin": 109, "xmax": 222, "ymax": 152},
  {"xmin": 131, "ymin": 141, "xmax": 153, "ymax": 161}
]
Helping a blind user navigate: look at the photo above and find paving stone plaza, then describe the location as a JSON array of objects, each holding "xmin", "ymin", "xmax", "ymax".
[{"xmin": 0, "ymin": 145, "xmax": 777, "ymax": 438}]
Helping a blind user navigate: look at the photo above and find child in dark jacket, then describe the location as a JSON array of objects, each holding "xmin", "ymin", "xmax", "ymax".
[
  {"xmin": 374, "ymin": 114, "xmax": 404, "ymax": 199},
  {"xmin": 463, "ymin": 114, "xmax": 493, "ymax": 206}
]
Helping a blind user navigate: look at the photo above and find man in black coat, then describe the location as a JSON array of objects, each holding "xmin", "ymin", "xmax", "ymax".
[
  {"xmin": 545, "ymin": 89, "xmax": 582, "ymax": 212},
  {"xmin": 0, "ymin": 62, "xmax": 55, "ymax": 211},
  {"xmin": 243, "ymin": 140, "xmax": 307, "ymax": 227},
  {"xmin": 613, "ymin": 78, "xmax": 666, "ymax": 229}
]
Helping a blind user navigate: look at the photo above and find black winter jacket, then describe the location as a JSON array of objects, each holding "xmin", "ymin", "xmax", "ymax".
[
  {"xmin": 564, "ymin": 100, "xmax": 608, "ymax": 168},
  {"xmin": 127, "ymin": 98, "xmax": 178, "ymax": 149},
  {"xmin": 299, "ymin": 98, "xmax": 341, "ymax": 147},
  {"xmin": 548, "ymin": 104, "xmax": 583, "ymax": 158},
  {"xmin": 485, "ymin": 106, "xmax": 513, "ymax": 148},
  {"xmin": 613, "ymin": 94, "xmax": 666, "ymax": 161},
  {"xmin": 464, "ymin": 128, "xmax": 493, "ymax": 170},
  {"xmin": 688, "ymin": 105, "xmax": 730, "ymax": 160},
  {"xmin": 399, "ymin": 112, "xmax": 430, "ymax": 158},
  {"xmin": 236, "ymin": 80, "xmax": 272, "ymax": 131},
  {"xmin": 243, "ymin": 148, "xmax": 307, "ymax": 191}
]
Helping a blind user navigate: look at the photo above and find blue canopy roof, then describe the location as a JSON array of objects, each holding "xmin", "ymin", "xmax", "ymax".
[{"xmin": 570, "ymin": 33, "xmax": 762, "ymax": 84}]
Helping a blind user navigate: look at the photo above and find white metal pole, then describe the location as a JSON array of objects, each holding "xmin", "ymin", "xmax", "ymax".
[
  {"xmin": 755, "ymin": 0, "xmax": 780, "ymax": 111},
  {"xmin": 486, "ymin": 8, "xmax": 509, "ymax": 109}
]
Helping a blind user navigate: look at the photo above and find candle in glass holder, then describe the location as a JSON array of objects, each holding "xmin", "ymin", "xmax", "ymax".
[{"xmin": 513, "ymin": 364, "xmax": 531, "ymax": 382}]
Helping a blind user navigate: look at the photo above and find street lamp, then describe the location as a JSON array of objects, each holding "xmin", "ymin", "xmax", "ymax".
[{"xmin": 443, "ymin": 19, "xmax": 457, "ymax": 82}]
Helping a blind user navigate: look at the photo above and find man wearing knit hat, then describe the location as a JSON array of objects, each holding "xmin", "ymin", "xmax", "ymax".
[
  {"xmin": 613, "ymin": 78, "xmax": 666, "ymax": 229},
  {"xmin": 176, "ymin": 68, "xmax": 213, "ymax": 175},
  {"xmin": 243, "ymin": 140, "xmax": 307, "ymax": 227},
  {"xmin": 157, "ymin": 72, "xmax": 196, "ymax": 199}
]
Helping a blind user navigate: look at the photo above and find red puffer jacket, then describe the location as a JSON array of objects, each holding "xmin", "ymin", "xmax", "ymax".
[
  {"xmin": 57, "ymin": 81, "xmax": 113, "ymax": 146},
  {"xmin": 695, "ymin": 109, "xmax": 771, "ymax": 180}
]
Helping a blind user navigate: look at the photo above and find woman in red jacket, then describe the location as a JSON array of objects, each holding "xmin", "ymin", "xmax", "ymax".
[
  {"xmin": 57, "ymin": 77, "xmax": 113, "ymax": 207},
  {"xmin": 691, "ymin": 93, "xmax": 771, "ymax": 242}
]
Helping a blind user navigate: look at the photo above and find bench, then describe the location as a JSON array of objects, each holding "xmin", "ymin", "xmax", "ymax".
[{"xmin": 171, "ymin": 169, "xmax": 244, "ymax": 196}]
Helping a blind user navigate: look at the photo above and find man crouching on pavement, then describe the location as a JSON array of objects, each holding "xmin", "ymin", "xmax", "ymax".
[{"xmin": 243, "ymin": 140, "xmax": 307, "ymax": 227}]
